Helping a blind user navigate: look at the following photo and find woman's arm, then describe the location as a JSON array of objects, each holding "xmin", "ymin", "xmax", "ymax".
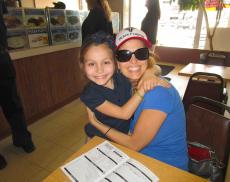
[{"xmin": 87, "ymin": 108, "xmax": 166, "ymax": 151}]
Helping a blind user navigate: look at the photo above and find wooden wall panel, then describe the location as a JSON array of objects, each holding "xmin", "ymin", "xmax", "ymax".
[
  {"xmin": 14, "ymin": 56, "xmax": 53, "ymax": 120},
  {"xmin": 0, "ymin": 47, "xmax": 87, "ymax": 139},
  {"xmin": 47, "ymin": 49, "xmax": 82, "ymax": 104},
  {"xmin": 155, "ymin": 46, "xmax": 230, "ymax": 66}
]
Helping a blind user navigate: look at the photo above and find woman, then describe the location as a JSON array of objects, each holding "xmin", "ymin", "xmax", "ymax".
[
  {"xmin": 141, "ymin": 0, "xmax": 160, "ymax": 46},
  {"xmin": 79, "ymin": 31, "xmax": 167, "ymax": 141},
  {"xmin": 81, "ymin": 0, "xmax": 113, "ymax": 42},
  {"xmin": 87, "ymin": 27, "xmax": 188, "ymax": 171}
]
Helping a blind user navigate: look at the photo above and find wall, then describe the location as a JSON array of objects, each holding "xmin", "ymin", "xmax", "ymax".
[
  {"xmin": 21, "ymin": 0, "xmax": 59, "ymax": 8},
  {"xmin": 35, "ymin": 0, "xmax": 57, "ymax": 8},
  {"xmin": 21, "ymin": 0, "xmax": 79, "ymax": 9},
  {"xmin": 155, "ymin": 46, "xmax": 230, "ymax": 66},
  {"xmin": 21, "ymin": 0, "xmax": 34, "ymax": 7}
]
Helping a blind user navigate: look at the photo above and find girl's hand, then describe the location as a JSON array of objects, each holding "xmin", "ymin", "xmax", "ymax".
[
  {"xmin": 138, "ymin": 68, "xmax": 170, "ymax": 91},
  {"xmin": 138, "ymin": 76, "xmax": 158, "ymax": 93}
]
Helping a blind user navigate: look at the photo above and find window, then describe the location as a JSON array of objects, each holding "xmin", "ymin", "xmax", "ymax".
[
  {"xmin": 130, "ymin": 0, "xmax": 147, "ymax": 28},
  {"xmin": 157, "ymin": 0, "xmax": 198, "ymax": 48},
  {"xmin": 199, "ymin": 6, "xmax": 230, "ymax": 50},
  {"xmin": 79, "ymin": 0, "xmax": 87, "ymax": 10},
  {"xmin": 123, "ymin": 0, "xmax": 130, "ymax": 28},
  {"xmin": 130, "ymin": 0, "xmax": 230, "ymax": 50}
]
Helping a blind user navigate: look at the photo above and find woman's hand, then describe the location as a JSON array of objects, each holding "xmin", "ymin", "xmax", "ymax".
[{"xmin": 138, "ymin": 76, "xmax": 158, "ymax": 93}]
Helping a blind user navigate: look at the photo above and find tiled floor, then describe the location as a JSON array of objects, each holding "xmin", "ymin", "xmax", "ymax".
[{"xmin": 0, "ymin": 99, "xmax": 87, "ymax": 182}]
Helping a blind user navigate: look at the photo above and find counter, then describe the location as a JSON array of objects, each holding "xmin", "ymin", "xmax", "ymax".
[
  {"xmin": 10, "ymin": 42, "xmax": 81, "ymax": 60},
  {"xmin": 0, "ymin": 42, "xmax": 86, "ymax": 140}
]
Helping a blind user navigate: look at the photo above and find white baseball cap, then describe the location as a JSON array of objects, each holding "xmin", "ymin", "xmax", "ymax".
[{"xmin": 115, "ymin": 27, "xmax": 152, "ymax": 49}]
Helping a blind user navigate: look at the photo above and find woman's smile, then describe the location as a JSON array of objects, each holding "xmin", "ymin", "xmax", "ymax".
[{"xmin": 127, "ymin": 66, "xmax": 141, "ymax": 72}]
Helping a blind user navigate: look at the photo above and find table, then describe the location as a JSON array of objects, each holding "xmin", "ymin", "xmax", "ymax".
[
  {"xmin": 43, "ymin": 136, "xmax": 207, "ymax": 182},
  {"xmin": 178, "ymin": 63, "xmax": 230, "ymax": 81}
]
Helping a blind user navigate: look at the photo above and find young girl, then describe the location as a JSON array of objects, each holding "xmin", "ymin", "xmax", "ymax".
[{"xmin": 80, "ymin": 31, "xmax": 164, "ymax": 139}]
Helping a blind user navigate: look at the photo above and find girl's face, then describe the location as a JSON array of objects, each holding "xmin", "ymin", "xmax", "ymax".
[
  {"xmin": 117, "ymin": 39, "xmax": 148, "ymax": 83},
  {"xmin": 83, "ymin": 44, "xmax": 115, "ymax": 89}
]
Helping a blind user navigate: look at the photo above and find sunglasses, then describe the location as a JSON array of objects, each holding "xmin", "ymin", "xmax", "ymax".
[{"xmin": 116, "ymin": 47, "xmax": 149, "ymax": 62}]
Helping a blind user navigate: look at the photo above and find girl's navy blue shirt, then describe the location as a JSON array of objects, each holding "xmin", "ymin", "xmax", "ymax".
[{"xmin": 80, "ymin": 72, "xmax": 131, "ymax": 134}]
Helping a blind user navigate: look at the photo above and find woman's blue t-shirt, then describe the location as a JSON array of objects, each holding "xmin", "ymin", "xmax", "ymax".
[{"xmin": 130, "ymin": 86, "xmax": 188, "ymax": 171}]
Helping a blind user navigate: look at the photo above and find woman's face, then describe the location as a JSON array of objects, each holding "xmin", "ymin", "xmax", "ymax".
[{"xmin": 117, "ymin": 39, "xmax": 148, "ymax": 82}]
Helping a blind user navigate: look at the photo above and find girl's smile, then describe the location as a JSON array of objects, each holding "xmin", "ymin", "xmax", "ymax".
[{"xmin": 83, "ymin": 44, "xmax": 115, "ymax": 89}]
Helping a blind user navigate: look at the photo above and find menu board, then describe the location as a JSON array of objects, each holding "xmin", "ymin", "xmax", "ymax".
[
  {"xmin": 65, "ymin": 10, "xmax": 81, "ymax": 43},
  {"xmin": 66, "ymin": 10, "xmax": 81, "ymax": 26},
  {"xmin": 4, "ymin": 8, "xmax": 28, "ymax": 50},
  {"xmin": 4, "ymin": 7, "xmax": 87, "ymax": 50},
  {"xmin": 24, "ymin": 8, "xmax": 47, "ymax": 28},
  {"xmin": 27, "ymin": 28, "xmax": 49, "ymax": 48},
  {"xmin": 50, "ymin": 27, "xmax": 68, "ymax": 44},
  {"xmin": 24, "ymin": 8, "xmax": 48, "ymax": 48},
  {"xmin": 47, "ymin": 9, "xmax": 68, "ymax": 45},
  {"xmin": 7, "ymin": 29, "xmax": 28, "ymax": 50},
  {"xmin": 4, "ymin": 8, "xmax": 24, "ymax": 29},
  {"xmin": 67, "ymin": 26, "xmax": 81, "ymax": 42},
  {"xmin": 48, "ymin": 9, "xmax": 66, "ymax": 27}
]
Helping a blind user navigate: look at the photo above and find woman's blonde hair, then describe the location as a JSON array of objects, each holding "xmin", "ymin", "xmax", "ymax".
[
  {"xmin": 87, "ymin": 0, "xmax": 112, "ymax": 21},
  {"xmin": 147, "ymin": 51, "xmax": 155, "ymax": 68},
  {"xmin": 148, "ymin": 51, "xmax": 162, "ymax": 76}
]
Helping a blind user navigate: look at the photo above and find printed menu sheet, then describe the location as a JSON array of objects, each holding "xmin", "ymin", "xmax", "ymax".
[{"xmin": 61, "ymin": 141, "xmax": 159, "ymax": 182}]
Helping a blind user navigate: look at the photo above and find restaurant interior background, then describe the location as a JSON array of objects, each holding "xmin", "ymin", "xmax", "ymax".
[
  {"xmin": 1, "ymin": 0, "xmax": 230, "ymax": 140},
  {"xmin": 0, "ymin": 1, "xmax": 230, "ymax": 181},
  {"xmin": 0, "ymin": 0, "xmax": 229, "ymax": 136}
]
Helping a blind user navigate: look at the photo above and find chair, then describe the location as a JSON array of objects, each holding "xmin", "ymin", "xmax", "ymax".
[
  {"xmin": 186, "ymin": 96, "xmax": 230, "ymax": 182},
  {"xmin": 183, "ymin": 72, "xmax": 228, "ymax": 114},
  {"xmin": 200, "ymin": 51, "xmax": 228, "ymax": 66}
]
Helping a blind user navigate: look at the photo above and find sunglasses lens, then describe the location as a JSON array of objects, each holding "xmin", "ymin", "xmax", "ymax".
[
  {"xmin": 116, "ymin": 48, "xmax": 149, "ymax": 62},
  {"xmin": 116, "ymin": 50, "xmax": 132, "ymax": 62},
  {"xmin": 135, "ymin": 48, "xmax": 149, "ymax": 60}
]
